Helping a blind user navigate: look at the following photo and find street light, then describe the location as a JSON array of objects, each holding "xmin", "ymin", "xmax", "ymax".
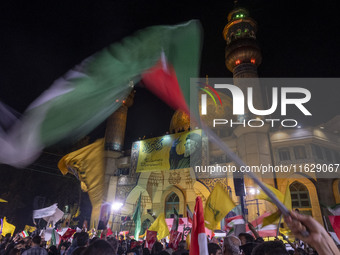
[{"xmin": 112, "ymin": 202, "xmax": 123, "ymax": 211}]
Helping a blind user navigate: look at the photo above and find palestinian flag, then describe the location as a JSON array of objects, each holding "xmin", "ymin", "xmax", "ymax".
[{"xmin": 0, "ymin": 20, "xmax": 202, "ymax": 168}]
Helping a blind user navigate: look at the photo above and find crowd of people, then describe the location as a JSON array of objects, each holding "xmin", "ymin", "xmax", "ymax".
[{"xmin": 1, "ymin": 211, "xmax": 339, "ymax": 255}]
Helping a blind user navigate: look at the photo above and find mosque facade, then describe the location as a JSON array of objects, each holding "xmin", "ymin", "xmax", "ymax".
[{"xmin": 102, "ymin": 6, "xmax": 340, "ymax": 234}]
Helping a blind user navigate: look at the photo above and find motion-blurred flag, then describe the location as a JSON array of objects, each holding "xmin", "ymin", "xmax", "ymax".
[
  {"xmin": 190, "ymin": 196, "xmax": 208, "ymax": 255},
  {"xmin": 58, "ymin": 139, "xmax": 104, "ymax": 228},
  {"xmin": 148, "ymin": 213, "xmax": 170, "ymax": 240},
  {"xmin": 0, "ymin": 20, "xmax": 202, "ymax": 168},
  {"xmin": 255, "ymin": 183, "xmax": 284, "ymax": 203},
  {"xmin": 262, "ymin": 182, "xmax": 292, "ymax": 227},
  {"xmin": 0, "ymin": 198, "xmax": 7, "ymax": 203},
  {"xmin": 133, "ymin": 194, "xmax": 142, "ymax": 240},
  {"xmin": 0, "ymin": 217, "xmax": 16, "ymax": 237},
  {"xmin": 204, "ymin": 182, "xmax": 235, "ymax": 230}
]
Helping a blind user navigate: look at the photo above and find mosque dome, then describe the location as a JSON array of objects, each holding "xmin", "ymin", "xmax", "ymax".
[{"xmin": 169, "ymin": 90, "xmax": 235, "ymax": 134}]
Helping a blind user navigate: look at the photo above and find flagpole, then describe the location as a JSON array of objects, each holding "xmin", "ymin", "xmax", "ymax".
[
  {"xmin": 201, "ymin": 123, "xmax": 309, "ymax": 237},
  {"xmin": 276, "ymin": 215, "xmax": 282, "ymax": 236}
]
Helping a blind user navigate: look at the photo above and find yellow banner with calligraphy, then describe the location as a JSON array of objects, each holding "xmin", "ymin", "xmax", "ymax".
[{"xmin": 134, "ymin": 130, "xmax": 202, "ymax": 172}]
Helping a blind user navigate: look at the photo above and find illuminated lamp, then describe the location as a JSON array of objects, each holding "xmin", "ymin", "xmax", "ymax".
[
  {"xmin": 112, "ymin": 202, "xmax": 123, "ymax": 211},
  {"xmin": 235, "ymin": 59, "xmax": 241, "ymax": 65},
  {"xmin": 122, "ymin": 100, "xmax": 126, "ymax": 104},
  {"xmin": 250, "ymin": 58, "xmax": 256, "ymax": 64},
  {"xmin": 115, "ymin": 99, "xmax": 119, "ymax": 102}
]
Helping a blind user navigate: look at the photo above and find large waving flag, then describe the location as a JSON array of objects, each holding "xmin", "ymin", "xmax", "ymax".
[
  {"xmin": 0, "ymin": 217, "xmax": 16, "ymax": 237},
  {"xmin": 204, "ymin": 182, "xmax": 235, "ymax": 230},
  {"xmin": 148, "ymin": 212, "xmax": 170, "ymax": 240},
  {"xmin": 190, "ymin": 196, "xmax": 208, "ymax": 255},
  {"xmin": 0, "ymin": 20, "xmax": 202, "ymax": 168},
  {"xmin": 58, "ymin": 139, "xmax": 104, "ymax": 228}
]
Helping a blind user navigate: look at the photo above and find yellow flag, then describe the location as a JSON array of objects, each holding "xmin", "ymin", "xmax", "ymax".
[
  {"xmin": 58, "ymin": 139, "xmax": 105, "ymax": 228},
  {"xmin": 204, "ymin": 182, "xmax": 235, "ymax": 230},
  {"xmin": 262, "ymin": 182, "xmax": 292, "ymax": 227},
  {"xmin": 283, "ymin": 182, "xmax": 292, "ymax": 211},
  {"xmin": 148, "ymin": 213, "xmax": 170, "ymax": 240},
  {"xmin": 1, "ymin": 217, "xmax": 16, "ymax": 236},
  {"xmin": 255, "ymin": 183, "xmax": 284, "ymax": 203},
  {"xmin": 0, "ymin": 198, "xmax": 7, "ymax": 203},
  {"xmin": 24, "ymin": 225, "xmax": 37, "ymax": 233}
]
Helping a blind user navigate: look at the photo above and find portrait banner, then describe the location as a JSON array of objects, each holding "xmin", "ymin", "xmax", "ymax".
[{"xmin": 133, "ymin": 130, "xmax": 203, "ymax": 172}]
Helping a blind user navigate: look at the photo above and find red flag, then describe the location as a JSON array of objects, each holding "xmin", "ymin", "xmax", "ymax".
[
  {"xmin": 142, "ymin": 59, "xmax": 189, "ymax": 113},
  {"xmin": 189, "ymin": 197, "xmax": 208, "ymax": 255},
  {"xmin": 145, "ymin": 230, "xmax": 157, "ymax": 249},
  {"xmin": 106, "ymin": 228, "xmax": 113, "ymax": 236},
  {"xmin": 329, "ymin": 215, "xmax": 340, "ymax": 239},
  {"xmin": 169, "ymin": 230, "xmax": 183, "ymax": 250}
]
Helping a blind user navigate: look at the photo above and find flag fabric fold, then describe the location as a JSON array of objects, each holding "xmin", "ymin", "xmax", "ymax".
[
  {"xmin": 43, "ymin": 207, "xmax": 64, "ymax": 227},
  {"xmin": 58, "ymin": 139, "xmax": 105, "ymax": 228},
  {"xmin": 190, "ymin": 196, "xmax": 208, "ymax": 255},
  {"xmin": 133, "ymin": 194, "xmax": 142, "ymax": 240},
  {"xmin": 0, "ymin": 20, "xmax": 202, "ymax": 168},
  {"xmin": 256, "ymin": 182, "xmax": 292, "ymax": 227},
  {"xmin": 148, "ymin": 212, "xmax": 170, "ymax": 240},
  {"xmin": 204, "ymin": 182, "xmax": 235, "ymax": 230}
]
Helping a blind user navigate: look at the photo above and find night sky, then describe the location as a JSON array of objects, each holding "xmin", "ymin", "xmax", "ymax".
[{"xmin": 1, "ymin": 0, "xmax": 340, "ymax": 227}]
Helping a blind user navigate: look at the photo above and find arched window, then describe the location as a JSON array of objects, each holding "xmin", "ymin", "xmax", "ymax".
[
  {"xmin": 290, "ymin": 181, "xmax": 311, "ymax": 211},
  {"xmin": 165, "ymin": 192, "xmax": 179, "ymax": 218}
]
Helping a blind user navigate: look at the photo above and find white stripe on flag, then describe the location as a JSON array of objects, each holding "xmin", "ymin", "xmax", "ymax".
[{"xmin": 198, "ymin": 233, "xmax": 208, "ymax": 255}]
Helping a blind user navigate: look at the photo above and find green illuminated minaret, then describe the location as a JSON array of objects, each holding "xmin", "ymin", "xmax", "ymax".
[{"xmin": 223, "ymin": 7, "xmax": 264, "ymax": 118}]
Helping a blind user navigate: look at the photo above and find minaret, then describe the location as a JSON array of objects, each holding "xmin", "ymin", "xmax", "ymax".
[
  {"xmin": 104, "ymin": 90, "xmax": 135, "ymax": 208},
  {"xmin": 223, "ymin": 6, "xmax": 264, "ymax": 119},
  {"xmin": 223, "ymin": 6, "xmax": 276, "ymax": 221}
]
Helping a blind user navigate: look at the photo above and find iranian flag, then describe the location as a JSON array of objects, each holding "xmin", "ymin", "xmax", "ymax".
[
  {"xmin": 0, "ymin": 20, "xmax": 202, "ymax": 168},
  {"xmin": 190, "ymin": 196, "xmax": 208, "ymax": 255}
]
